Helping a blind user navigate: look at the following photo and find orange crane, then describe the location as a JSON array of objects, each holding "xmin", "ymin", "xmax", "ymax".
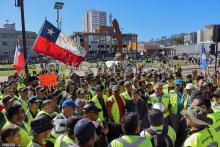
[{"xmin": 112, "ymin": 19, "xmax": 124, "ymax": 60}]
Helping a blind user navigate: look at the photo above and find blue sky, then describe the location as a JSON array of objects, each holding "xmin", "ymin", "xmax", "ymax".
[{"xmin": 0, "ymin": 0, "xmax": 220, "ymax": 41}]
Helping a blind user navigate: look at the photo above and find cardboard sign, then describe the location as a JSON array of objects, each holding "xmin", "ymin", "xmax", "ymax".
[{"xmin": 39, "ymin": 74, "xmax": 57, "ymax": 87}]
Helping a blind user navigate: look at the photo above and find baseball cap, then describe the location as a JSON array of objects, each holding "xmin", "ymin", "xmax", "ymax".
[
  {"xmin": 83, "ymin": 103, "xmax": 101, "ymax": 113},
  {"xmin": 35, "ymin": 86, "xmax": 45, "ymax": 91},
  {"xmin": 41, "ymin": 100, "xmax": 52, "ymax": 108},
  {"xmin": 174, "ymin": 79, "xmax": 182, "ymax": 85},
  {"xmin": 97, "ymin": 85, "xmax": 104, "ymax": 91},
  {"xmin": 27, "ymin": 96, "xmax": 42, "ymax": 104},
  {"xmin": 18, "ymin": 87, "xmax": 28, "ymax": 92},
  {"xmin": 124, "ymin": 81, "xmax": 130, "ymax": 86},
  {"xmin": 185, "ymin": 83, "xmax": 194, "ymax": 90},
  {"xmin": 62, "ymin": 99, "xmax": 78, "ymax": 108},
  {"xmin": 111, "ymin": 85, "xmax": 119, "ymax": 91},
  {"xmin": 29, "ymin": 115, "xmax": 53, "ymax": 135},
  {"xmin": 181, "ymin": 105, "xmax": 211, "ymax": 126},
  {"xmin": 2, "ymin": 96, "xmax": 13, "ymax": 105},
  {"xmin": 74, "ymin": 118, "xmax": 96, "ymax": 143}
]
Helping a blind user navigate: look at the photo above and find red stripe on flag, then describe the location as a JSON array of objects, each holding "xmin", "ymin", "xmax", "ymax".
[
  {"xmin": 13, "ymin": 52, "xmax": 25, "ymax": 73},
  {"xmin": 33, "ymin": 36, "xmax": 83, "ymax": 67}
]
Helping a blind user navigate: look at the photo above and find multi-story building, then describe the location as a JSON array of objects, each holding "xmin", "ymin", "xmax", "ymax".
[
  {"xmin": 184, "ymin": 32, "xmax": 197, "ymax": 45},
  {"xmin": 71, "ymin": 26, "xmax": 137, "ymax": 61},
  {"xmin": 137, "ymin": 42, "xmax": 147, "ymax": 55},
  {"xmin": 0, "ymin": 23, "xmax": 37, "ymax": 64},
  {"xmin": 83, "ymin": 10, "xmax": 107, "ymax": 32},
  {"xmin": 197, "ymin": 24, "xmax": 220, "ymax": 43}
]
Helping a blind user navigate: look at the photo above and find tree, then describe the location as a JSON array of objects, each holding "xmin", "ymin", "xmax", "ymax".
[{"xmin": 173, "ymin": 36, "xmax": 184, "ymax": 46}]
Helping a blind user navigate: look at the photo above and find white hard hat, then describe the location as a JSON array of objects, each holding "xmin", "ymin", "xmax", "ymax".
[
  {"xmin": 185, "ymin": 83, "xmax": 194, "ymax": 90},
  {"xmin": 53, "ymin": 116, "xmax": 67, "ymax": 133},
  {"xmin": 152, "ymin": 102, "xmax": 165, "ymax": 112}
]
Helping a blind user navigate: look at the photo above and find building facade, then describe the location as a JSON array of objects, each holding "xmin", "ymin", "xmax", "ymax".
[
  {"xmin": 0, "ymin": 23, "xmax": 37, "ymax": 64},
  {"xmin": 184, "ymin": 32, "xmax": 197, "ymax": 45},
  {"xmin": 71, "ymin": 26, "xmax": 137, "ymax": 61},
  {"xmin": 83, "ymin": 10, "xmax": 107, "ymax": 32}
]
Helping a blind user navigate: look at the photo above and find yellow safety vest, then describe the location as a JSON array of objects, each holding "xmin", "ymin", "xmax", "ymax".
[
  {"xmin": 109, "ymin": 135, "xmax": 153, "ymax": 147},
  {"xmin": 91, "ymin": 95, "xmax": 108, "ymax": 121},
  {"xmin": 140, "ymin": 125, "xmax": 176, "ymax": 145},
  {"xmin": 4, "ymin": 121, "xmax": 32, "ymax": 147},
  {"xmin": 183, "ymin": 128, "xmax": 220, "ymax": 147},
  {"xmin": 149, "ymin": 93, "xmax": 171, "ymax": 118},
  {"xmin": 36, "ymin": 110, "xmax": 49, "ymax": 117},
  {"xmin": 107, "ymin": 95, "xmax": 125, "ymax": 123},
  {"xmin": 169, "ymin": 90, "xmax": 187, "ymax": 115},
  {"xmin": 26, "ymin": 109, "xmax": 40, "ymax": 126},
  {"xmin": 18, "ymin": 97, "xmax": 28, "ymax": 111},
  {"xmin": 208, "ymin": 112, "xmax": 220, "ymax": 133},
  {"xmin": 54, "ymin": 135, "xmax": 76, "ymax": 147},
  {"xmin": 121, "ymin": 91, "xmax": 132, "ymax": 101},
  {"xmin": 182, "ymin": 94, "xmax": 191, "ymax": 110},
  {"xmin": 17, "ymin": 83, "xmax": 26, "ymax": 91}
]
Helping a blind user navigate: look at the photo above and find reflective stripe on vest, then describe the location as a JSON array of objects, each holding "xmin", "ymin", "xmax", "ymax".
[{"xmin": 116, "ymin": 137, "xmax": 145, "ymax": 147}]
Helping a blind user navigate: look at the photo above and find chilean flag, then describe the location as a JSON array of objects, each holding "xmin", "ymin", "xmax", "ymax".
[
  {"xmin": 13, "ymin": 40, "xmax": 25, "ymax": 73},
  {"xmin": 33, "ymin": 20, "xmax": 86, "ymax": 67},
  {"xmin": 200, "ymin": 44, "xmax": 208, "ymax": 70}
]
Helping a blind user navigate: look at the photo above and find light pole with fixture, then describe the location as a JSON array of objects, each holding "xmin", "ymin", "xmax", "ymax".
[{"xmin": 54, "ymin": 2, "xmax": 64, "ymax": 30}]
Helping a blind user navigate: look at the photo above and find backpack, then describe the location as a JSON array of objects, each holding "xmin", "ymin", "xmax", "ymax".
[{"xmin": 145, "ymin": 124, "xmax": 173, "ymax": 147}]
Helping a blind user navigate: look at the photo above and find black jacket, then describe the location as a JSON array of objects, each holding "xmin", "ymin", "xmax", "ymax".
[{"xmin": 125, "ymin": 99, "xmax": 149, "ymax": 129}]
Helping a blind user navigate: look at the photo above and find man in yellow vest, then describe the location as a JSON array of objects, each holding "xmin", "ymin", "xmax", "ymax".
[
  {"xmin": 28, "ymin": 115, "xmax": 53, "ymax": 147},
  {"xmin": 36, "ymin": 100, "xmax": 55, "ymax": 117},
  {"xmin": 182, "ymin": 105, "xmax": 220, "ymax": 147},
  {"xmin": 191, "ymin": 94, "xmax": 220, "ymax": 136},
  {"xmin": 52, "ymin": 99, "xmax": 77, "ymax": 139},
  {"xmin": 109, "ymin": 113, "xmax": 152, "ymax": 147},
  {"xmin": 169, "ymin": 79, "xmax": 187, "ymax": 146},
  {"xmin": 121, "ymin": 81, "xmax": 132, "ymax": 100},
  {"xmin": 107, "ymin": 85, "xmax": 126, "ymax": 123},
  {"xmin": 149, "ymin": 83, "xmax": 171, "ymax": 126},
  {"xmin": 163, "ymin": 75, "xmax": 174, "ymax": 94},
  {"xmin": 4, "ymin": 104, "xmax": 32, "ymax": 147},
  {"xmin": 25, "ymin": 96, "xmax": 41, "ymax": 125},
  {"xmin": 17, "ymin": 87, "xmax": 29, "ymax": 111},
  {"xmin": 181, "ymin": 83, "xmax": 196, "ymax": 110},
  {"xmin": 83, "ymin": 103, "xmax": 108, "ymax": 146},
  {"xmin": 140, "ymin": 109, "xmax": 176, "ymax": 146},
  {"xmin": 54, "ymin": 116, "xmax": 80, "ymax": 147},
  {"xmin": 91, "ymin": 85, "xmax": 108, "ymax": 122}
]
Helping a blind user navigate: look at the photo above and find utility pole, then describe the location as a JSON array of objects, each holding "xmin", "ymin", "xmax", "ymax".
[
  {"xmin": 215, "ymin": 42, "xmax": 218, "ymax": 71},
  {"xmin": 15, "ymin": 0, "xmax": 28, "ymax": 75}
]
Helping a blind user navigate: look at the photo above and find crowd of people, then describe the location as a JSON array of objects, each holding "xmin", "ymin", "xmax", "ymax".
[{"xmin": 0, "ymin": 64, "xmax": 220, "ymax": 147}]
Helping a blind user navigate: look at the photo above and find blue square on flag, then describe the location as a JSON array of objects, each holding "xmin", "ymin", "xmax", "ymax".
[{"xmin": 40, "ymin": 20, "xmax": 60, "ymax": 43}]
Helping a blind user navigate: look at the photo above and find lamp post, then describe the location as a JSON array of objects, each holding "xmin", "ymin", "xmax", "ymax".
[
  {"xmin": 15, "ymin": 0, "xmax": 28, "ymax": 75},
  {"xmin": 54, "ymin": 2, "xmax": 64, "ymax": 30}
]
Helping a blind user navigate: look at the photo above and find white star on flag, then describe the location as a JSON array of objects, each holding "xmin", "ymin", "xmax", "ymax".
[{"xmin": 47, "ymin": 28, "xmax": 54, "ymax": 36}]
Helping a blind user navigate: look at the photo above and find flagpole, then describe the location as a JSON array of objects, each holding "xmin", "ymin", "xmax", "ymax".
[{"xmin": 19, "ymin": 0, "xmax": 28, "ymax": 75}]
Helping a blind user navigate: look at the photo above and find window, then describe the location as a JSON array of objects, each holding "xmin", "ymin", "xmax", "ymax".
[
  {"xmin": 4, "ymin": 49, "xmax": 8, "ymax": 55},
  {"xmin": 2, "ymin": 42, "xmax": 7, "ymax": 45}
]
